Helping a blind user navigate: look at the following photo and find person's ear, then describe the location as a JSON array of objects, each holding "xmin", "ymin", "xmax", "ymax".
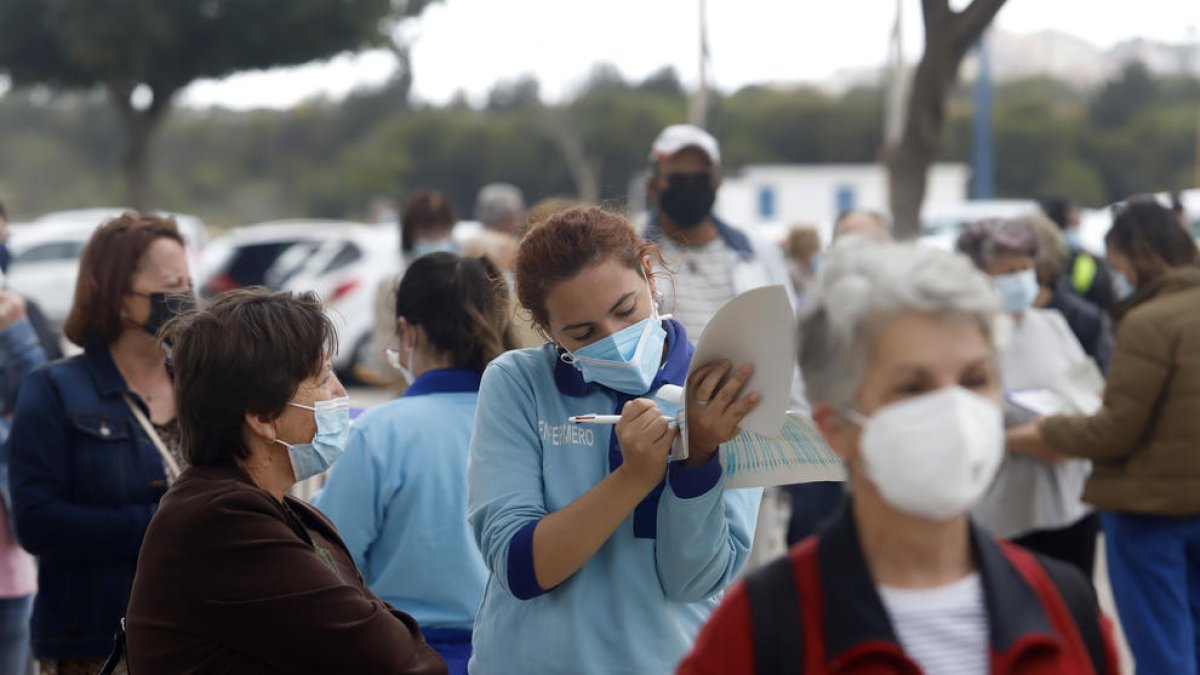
[
  {"xmin": 244, "ymin": 410, "xmax": 278, "ymax": 445},
  {"xmin": 395, "ymin": 317, "xmax": 415, "ymax": 351},
  {"xmin": 813, "ymin": 402, "xmax": 859, "ymax": 464}
]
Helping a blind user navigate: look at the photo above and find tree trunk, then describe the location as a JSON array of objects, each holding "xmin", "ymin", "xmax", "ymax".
[
  {"xmin": 107, "ymin": 81, "xmax": 176, "ymax": 213},
  {"xmin": 887, "ymin": 0, "xmax": 1008, "ymax": 240},
  {"xmin": 542, "ymin": 106, "xmax": 601, "ymax": 203}
]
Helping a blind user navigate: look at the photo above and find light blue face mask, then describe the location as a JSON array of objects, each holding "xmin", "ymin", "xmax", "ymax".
[
  {"xmin": 1064, "ymin": 229, "xmax": 1083, "ymax": 252},
  {"xmin": 993, "ymin": 269, "xmax": 1039, "ymax": 314},
  {"xmin": 564, "ymin": 303, "xmax": 668, "ymax": 396},
  {"xmin": 275, "ymin": 396, "xmax": 351, "ymax": 481},
  {"xmin": 1113, "ymin": 270, "xmax": 1135, "ymax": 301},
  {"xmin": 410, "ymin": 238, "xmax": 456, "ymax": 260}
]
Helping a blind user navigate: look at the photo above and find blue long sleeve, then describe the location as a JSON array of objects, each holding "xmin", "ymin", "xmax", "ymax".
[
  {"xmin": 0, "ymin": 319, "xmax": 46, "ymax": 416},
  {"xmin": 467, "ymin": 363, "xmax": 550, "ymax": 600},
  {"xmin": 655, "ymin": 456, "xmax": 760, "ymax": 601}
]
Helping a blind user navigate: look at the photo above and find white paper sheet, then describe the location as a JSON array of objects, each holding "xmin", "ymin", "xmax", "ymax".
[
  {"xmin": 669, "ymin": 284, "xmax": 843, "ymax": 486},
  {"xmin": 1006, "ymin": 359, "xmax": 1105, "ymax": 418},
  {"xmin": 680, "ymin": 285, "xmax": 795, "ymax": 456},
  {"xmin": 720, "ymin": 411, "xmax": 846, "ymax": 488}
]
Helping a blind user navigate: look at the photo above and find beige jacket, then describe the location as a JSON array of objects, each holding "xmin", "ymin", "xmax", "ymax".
[{"xmin": 1044, "ymin": 266, "xmax": 1200, "ymax": 515}]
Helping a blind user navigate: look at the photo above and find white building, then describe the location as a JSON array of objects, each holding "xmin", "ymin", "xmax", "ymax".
[
  {"xmin": 629, "ymin": 162, "xmax": 970, "ymax": 244},
  {"xmin": 713, "ymin": 162, "xmax": 970, "ymax": 242}
]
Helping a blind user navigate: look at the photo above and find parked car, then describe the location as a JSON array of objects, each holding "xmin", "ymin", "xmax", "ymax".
[
  {"xmin": 202, "ymin": 220, "xmax": 400, "ymax": 376},
  {"xmin": 6, "ymin": 208, "xmax": 206, "ymax": 329}
]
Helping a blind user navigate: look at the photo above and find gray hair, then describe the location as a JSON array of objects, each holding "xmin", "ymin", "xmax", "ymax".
[
  {"xmin": 475, "ymin": 183, "xmax": 525, "ymax": 229},
  {"xmin": 955, "ymin": 218, "xmax": 1039, "ymax": 271},
  {"xmin": 797, "ymin": 238, "xmax": 1006, "ymax": 412}
]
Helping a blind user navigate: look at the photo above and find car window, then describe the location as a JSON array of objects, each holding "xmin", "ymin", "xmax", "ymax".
[
  {"xmin": 226, "ymin": 241, "xmax": 313, "ymax": 288},
  {"xmin": 265, "ymin": 242, "xmax": 322, "ymax": 288},
  {"xmin": 322, "ymin": 242, "xmax": 363, "ymax": 275},
  {"xmin": 12, "ymin": 241, "xmax": 86, "ymax": 264}
]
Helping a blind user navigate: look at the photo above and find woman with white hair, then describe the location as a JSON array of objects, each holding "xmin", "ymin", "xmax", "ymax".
[
  {"xmin": 678, "ymin": 240, "xmax": 1116, "ymax": 675},
  {"xmin": 956, "ymin": 219, "xmax": 1099, "ymax": 580}
]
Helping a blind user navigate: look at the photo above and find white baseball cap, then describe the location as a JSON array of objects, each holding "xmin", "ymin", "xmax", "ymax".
[{"xmin": 649, "ymin": 124, "xmax": 721, "ymax": 166}]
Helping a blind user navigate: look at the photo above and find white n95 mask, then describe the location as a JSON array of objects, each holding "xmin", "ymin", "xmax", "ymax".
[{"xmin": 846, "ymin": 387, "xmax": 1003, "ymax": 521}]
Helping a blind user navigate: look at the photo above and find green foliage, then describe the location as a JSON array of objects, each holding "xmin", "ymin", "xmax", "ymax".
[
  {"xmin": 0, "ymin": 0, "xmax": 411, "ymax": 93},
  {"xmin": 0, "ymin": 64, "xmax": 1197, "ymax": 225}
]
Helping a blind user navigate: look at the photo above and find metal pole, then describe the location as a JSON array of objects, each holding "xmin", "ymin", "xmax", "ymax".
[
  {"xmin": 971, "ymin": 32, "xmax": 995, "ymax": 200},
  {"xmin": 689, "ymin": 0, "xmax": 710, "ymax": 129}
]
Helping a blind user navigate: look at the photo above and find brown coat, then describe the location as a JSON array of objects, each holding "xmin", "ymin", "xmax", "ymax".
[
  {"xmin": 1044, "ymin": 266, "xmax": 1200, "ymax": 515},
  {"xmin": 125, "ymin": 465, "xmax": 447, "ymax": 675}
]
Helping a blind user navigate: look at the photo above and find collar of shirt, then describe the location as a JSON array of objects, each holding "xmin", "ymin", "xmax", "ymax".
[
  {"xmin": 643, "ymin": 213, "xmax": 755, "ymax": 259},
  {"xmin": 815, "ymin": 504, "xmax": 1062, "ymax": 668},
  {"xmin": 403, "ymin": 367, "xmax": 483, "ymax": 398}
]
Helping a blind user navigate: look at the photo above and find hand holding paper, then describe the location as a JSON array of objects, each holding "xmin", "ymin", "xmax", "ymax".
[
  {"xmin": 683, "ymin": 360, "xmax": 761, "ymax": 467},
  {"xmin": 676, "ymin": 285, "xmax": 845, "ymax": 488}
]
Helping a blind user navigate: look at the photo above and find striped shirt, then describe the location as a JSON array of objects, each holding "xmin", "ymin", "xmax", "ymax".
[
  {"xmin": 656, "ymin": 236, "xmax": 740, "ymax": 340},
  {"xmin": 877, "ymin": 573, "xmax": 988, "ymax": 675}
]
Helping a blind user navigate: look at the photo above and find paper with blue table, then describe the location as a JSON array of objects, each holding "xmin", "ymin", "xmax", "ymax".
[{"xmin": 678, "ymin": 285, "xmax": 845, "ymax": 489}]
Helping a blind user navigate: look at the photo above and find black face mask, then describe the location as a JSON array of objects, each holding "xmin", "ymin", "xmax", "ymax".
[
  {"xmin": 657, "ymin": 173, "xmax": 716, "ymax": 229},
  {"xmin": 144, "ymin": 292, "xmax": 197, "ymax": 339}
]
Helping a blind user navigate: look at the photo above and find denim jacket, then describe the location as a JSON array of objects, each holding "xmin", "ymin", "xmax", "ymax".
[{"xmin": 7, "ymin": 346, "xmax": 168, "ymax": 660}]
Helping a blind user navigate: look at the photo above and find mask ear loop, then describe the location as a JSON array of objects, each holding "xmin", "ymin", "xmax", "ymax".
[{"xmin": 557, "ymin": 346, "xmax": 576, "ymax": 365}]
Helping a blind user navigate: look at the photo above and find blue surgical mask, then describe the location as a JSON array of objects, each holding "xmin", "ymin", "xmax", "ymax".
[
  {"xmin": 564, "ymin": 302, "xmax": 667, "ymax": 396},
  {"xmin": 275, "ymin": 396, "xmax": 351, "ymax": 481},
  {"xmin": 410, "ymin": 238, "xmax": 456, "ymax": 260},
  {"xmin": 1064, "ymin": 230, "xmax": 1083, "ymax": 252},
  {"xmin": 1113, "ymin": 270, "xmax": 1135, "ymax": 301},
  {"xmin": 993, "ymin": 269, "xmax": 1039, "ymax": 314}
]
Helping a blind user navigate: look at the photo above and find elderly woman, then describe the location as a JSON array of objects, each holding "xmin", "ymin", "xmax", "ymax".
[
  {"xmin": 955, "ymin": 219, "xmax": 1098, "ymax": 579},
  {"xmin": 124, "ymin": 289, "xmax": 445, "ymax": 674},
  {"xmin": 1022, "ymin": 214, "xmax": 1114, "ymax": 372},
  {"xmin": 678, "ymin": 240, "xmax": 1116, "ymax": 675},
  {"xmin": 8, "ymin": 214, "xmax": 193, "ymax": 673},
  {"xmin": 1015, "ymin": 196, "xmax": 1200, "ymax": 673}
]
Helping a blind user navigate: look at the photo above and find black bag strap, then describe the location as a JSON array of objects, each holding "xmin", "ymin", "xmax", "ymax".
[
  {"xmin": 97, "ymin": 617, "xmax": 130, "ymax": 675},
  {"xmin": 1037, "ymin": 556, "xmax": 1106, "ymax": 674},
  {"xmin": 745, "ymin": 555, "xmax": 805, "ymax": 675}
]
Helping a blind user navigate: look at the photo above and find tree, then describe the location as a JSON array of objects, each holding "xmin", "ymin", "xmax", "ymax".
[
  {"xmin": 0, "ymin": 0, "xmax": 436, "ymax": 211},
  {"xmin": 887, "ymin": 0, "xmax": 1007, "ymax": 239}
]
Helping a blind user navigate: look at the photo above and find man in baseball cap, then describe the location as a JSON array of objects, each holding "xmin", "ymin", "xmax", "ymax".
[{"xmin": 643, "ymin": 124, "xmax": 810, "ymax": 570}]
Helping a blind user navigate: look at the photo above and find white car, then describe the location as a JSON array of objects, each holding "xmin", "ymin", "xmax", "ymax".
[
  {"xmin": 6, "ymin": 209, "xmax": 206, "ymax": 328},
  {"xmin": 202, "ymin": 220, "xmax": 400, "ymax": 376}
]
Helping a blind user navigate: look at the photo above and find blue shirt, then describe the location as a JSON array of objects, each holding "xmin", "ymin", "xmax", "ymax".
[
  {"xmin": 315, "ymin": 368, "xmax": 487, "ymax": 632},
  {"xmin": 467, "ymin": 320, "xmax": 762, "ymax": 674}
]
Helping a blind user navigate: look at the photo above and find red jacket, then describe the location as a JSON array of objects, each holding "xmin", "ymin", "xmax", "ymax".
[{"xmin": 678, "ymin": 508, "xmax": 1119, "ymax": 675}]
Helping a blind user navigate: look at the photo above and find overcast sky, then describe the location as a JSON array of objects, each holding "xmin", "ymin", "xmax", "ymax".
[{"xmin": 178, "ymin": 0, "xmax": 1200, "ymax": 110}]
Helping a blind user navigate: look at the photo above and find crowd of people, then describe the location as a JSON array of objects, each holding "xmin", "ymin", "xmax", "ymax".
[{"xmin": 0, "ymin": 122, "xmax": 1195, "ymax": 674}]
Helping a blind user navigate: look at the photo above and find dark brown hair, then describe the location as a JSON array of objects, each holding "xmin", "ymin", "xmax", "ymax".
[
  {"xmin": 401, "ymin": 190, "xmax": 457, "ymax": 253},
  {"xmin": 64, "ymin": 213, "xmax": 185, "ymax": 347},
  {"xmin": 163, "ymin": 288, "xmax": 337, "ymax": 468},
  {"xmin": 395, "ymin": 252, "xmax": 515, "ymax": 373},
  {"xmin": 516, "ymin": 206, "xmax": 662, "ymax": 331},
  {"xmin": 1106, "ymin": 196, "xmax": 1199, "ymax": 279}
]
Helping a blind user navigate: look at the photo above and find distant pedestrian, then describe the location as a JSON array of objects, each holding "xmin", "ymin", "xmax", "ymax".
[{"xmin": 8, "ymin": 214, "xmax": 194, "ymax": 673}]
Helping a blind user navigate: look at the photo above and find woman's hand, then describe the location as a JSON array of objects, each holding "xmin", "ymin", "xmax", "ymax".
[
  {"xmin": 615, "ymin": 398, "xmax": 677, "ymax": 492},
  {"xmin": 1006, "ymin": 418, "xmax": 1065, "ymax": 463},
  {"xmin": 685, "ymin": 361, "xmax": 761, "ymax": 468},
  {"xmin": 0, "ymin": 291, "xmax": 27, "ymax": 330}
]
